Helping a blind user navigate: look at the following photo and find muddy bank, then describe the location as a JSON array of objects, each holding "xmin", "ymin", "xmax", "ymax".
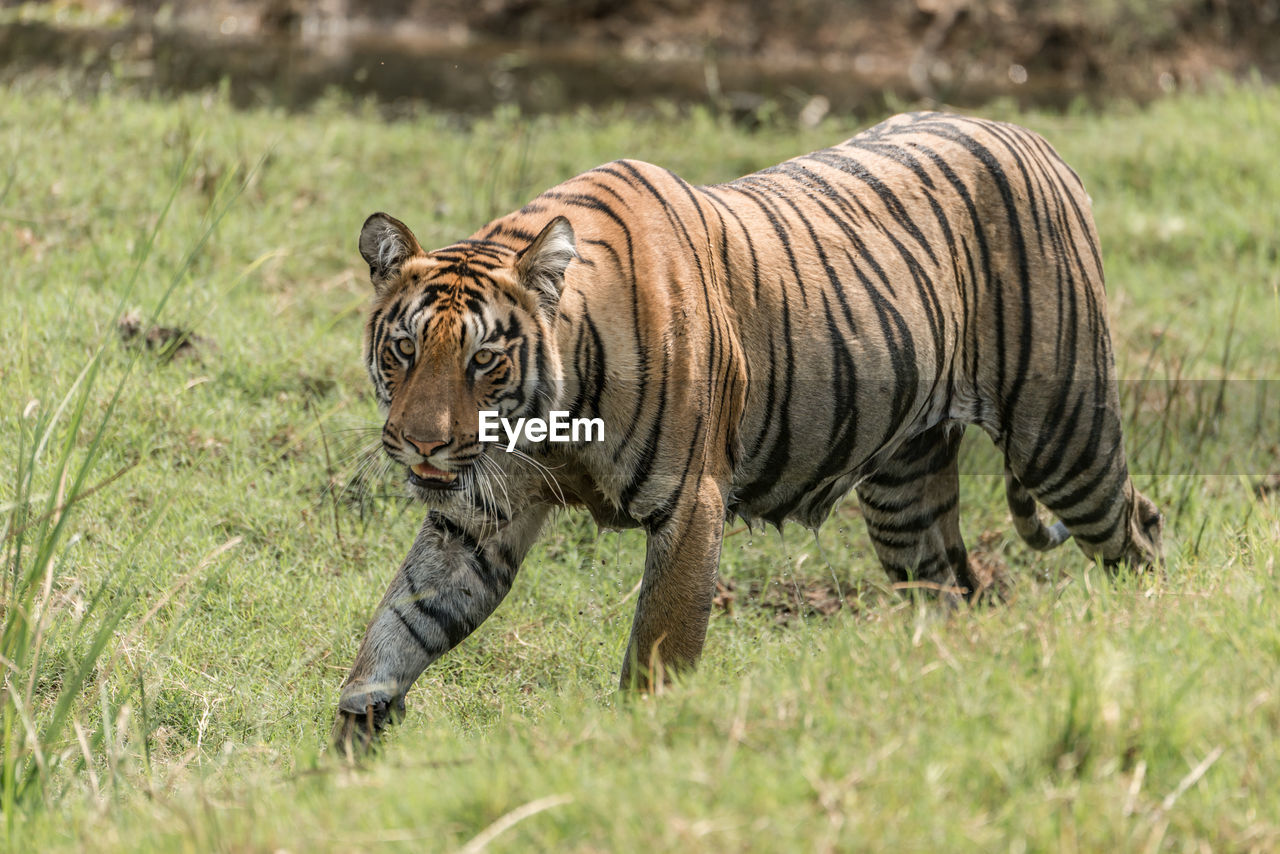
[{"xmin": 2, "ymin": 1, "xmax": 1277, "ymax": 117}]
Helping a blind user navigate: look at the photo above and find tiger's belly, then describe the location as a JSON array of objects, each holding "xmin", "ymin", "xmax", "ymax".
[{"xmin": 725, "ymin": 319, "xmax": 956, "ymax": 529}]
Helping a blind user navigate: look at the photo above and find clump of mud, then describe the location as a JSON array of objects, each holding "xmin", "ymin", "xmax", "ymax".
[{"xmin": 117, "ymin": 310, "xmax": 213, "ymax": 362}]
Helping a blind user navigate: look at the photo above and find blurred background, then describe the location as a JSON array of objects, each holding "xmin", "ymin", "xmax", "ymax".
[{"xmin": 2, "ymin": 0, "xmax": 1278, "ymax": 120}]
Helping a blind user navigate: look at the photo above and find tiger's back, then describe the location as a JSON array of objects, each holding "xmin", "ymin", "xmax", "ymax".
[{"xmin": 481, "ymin": 112, "xmax": 1155, "ymax": 569}]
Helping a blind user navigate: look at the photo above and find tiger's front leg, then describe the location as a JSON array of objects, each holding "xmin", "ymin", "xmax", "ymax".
[
  {"xmin": 332, "ymin": 504, "xmax": 550, "ymax": 755},
  {"xmin": 620, "ymin": 476, "xmax": 728, "ymax": 691}
]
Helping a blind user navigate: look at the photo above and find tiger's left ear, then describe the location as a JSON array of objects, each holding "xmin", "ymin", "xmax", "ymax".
[{"xmin": 515, "ymin": 216, "xmax": 577, "ymax": 314}]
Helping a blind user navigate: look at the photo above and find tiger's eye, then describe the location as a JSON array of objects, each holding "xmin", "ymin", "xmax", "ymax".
[
  {"xmin": 473, "ymin": 349, "xmax": 494, "ymax": 367},
  {"xmin": 395, "ymin": 339, "xmax": 415, "ymax": 358}
]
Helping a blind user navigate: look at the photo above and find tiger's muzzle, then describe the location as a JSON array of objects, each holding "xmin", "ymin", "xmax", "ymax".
[{"xmin": 384, "ymin": 428, "xmax": 472, "ymax": 492}]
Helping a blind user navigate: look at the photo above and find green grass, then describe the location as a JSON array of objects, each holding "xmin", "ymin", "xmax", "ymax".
[{"xmin": 1, "ymin": 81, "xmax": 1278, "ymax": 851}]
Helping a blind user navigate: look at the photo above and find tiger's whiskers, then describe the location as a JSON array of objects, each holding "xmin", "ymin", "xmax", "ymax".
[{"xmin": 507, "ymin": 448, "xmax": 567, "ymax": 505}]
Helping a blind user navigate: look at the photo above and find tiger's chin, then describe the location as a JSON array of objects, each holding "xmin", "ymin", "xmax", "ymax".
[
  {"xmin": 403, "ymin": 466, "xmax": 510, "ymax": 530},
  {"xmin": 404, "ymin": 463, "xmax": 467, "ymax": 506},
  {"xmin": 407, "ymin": 474, "xmax": 461, "ymax": 499}
]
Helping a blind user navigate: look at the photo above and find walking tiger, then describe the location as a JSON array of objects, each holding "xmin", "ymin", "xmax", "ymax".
[{"xmin": 332, "ymin": 111, "xmax": 1163, "ymax": 751}]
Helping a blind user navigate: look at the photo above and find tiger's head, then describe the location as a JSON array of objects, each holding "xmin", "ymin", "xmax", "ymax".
[{"xmin": 358, "ymin": 212, "xmax": 577, "ymax": 504}]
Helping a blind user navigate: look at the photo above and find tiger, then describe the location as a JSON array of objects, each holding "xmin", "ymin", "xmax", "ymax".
[{"xmin": 331, "ymin": 111, "xmax": 1163, "ymax": 752}]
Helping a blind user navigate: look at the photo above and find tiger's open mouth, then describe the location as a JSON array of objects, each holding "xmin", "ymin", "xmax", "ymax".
[{"xmin": 407, "ymin": 462, "xmax": 460, "ymax": 491}]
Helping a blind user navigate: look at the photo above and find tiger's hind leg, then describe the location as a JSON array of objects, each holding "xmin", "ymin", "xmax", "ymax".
[
  {"xmin": 1001, "ymin": 387, "xmax": 1163, "ymax": 570},
  {"xmin": 857, "ymin": 422, "xmax": 983, "ymax": 600}
]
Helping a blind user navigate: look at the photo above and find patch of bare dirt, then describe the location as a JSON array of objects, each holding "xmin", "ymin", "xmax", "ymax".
[
  {"xmin": 715, "ymin": 529, "xmax": 1010, "ymax": 619},
  {"xmin": 1255, "ymin": 473, "xmax": 1280, "ymax": 500},
  {"xmin": 967, "ymin": 529, "xmax": 1011, "ymax": 600},
  {"xmin": 117, "ymin": 310, "xmax": 213, "ymax": 362},
  {"xmin": 714, "ymin": 575, "xmax": 857, "ymax": 623}
]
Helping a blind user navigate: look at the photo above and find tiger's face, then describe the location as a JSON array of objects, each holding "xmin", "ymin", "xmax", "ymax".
[{"xmin": 358, "ymin": 213, "xmax": 576, "ymax": 503}]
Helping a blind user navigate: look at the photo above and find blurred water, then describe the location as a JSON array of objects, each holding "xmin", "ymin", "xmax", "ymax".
[{"xmin": 0, "ymin": 20, "xmax": 1123, "ymax": 118}]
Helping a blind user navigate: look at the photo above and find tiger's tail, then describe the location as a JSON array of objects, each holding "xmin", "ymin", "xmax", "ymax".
[{"xmin": 1003, "ymin": 467, "xmax": 1071, "ymax": 551}]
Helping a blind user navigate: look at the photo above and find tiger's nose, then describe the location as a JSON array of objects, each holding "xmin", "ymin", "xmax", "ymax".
[{"xmin": 404, "ymin": 436, "xmax": 448, "ymax": 457}]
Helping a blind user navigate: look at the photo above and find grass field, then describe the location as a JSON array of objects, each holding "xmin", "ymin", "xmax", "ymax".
[{"xmin": 2, "ymin": 80, "xmax": 1278, "ymax": 851}]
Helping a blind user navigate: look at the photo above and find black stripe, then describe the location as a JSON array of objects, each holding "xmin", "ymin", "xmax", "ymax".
[
  {"xmin": 866, "ymin": 495, "xmax": 959, "ymax": 536},
  {"xmin": 392, "ymin": 607, "xmax": 439, "ymax": 656},
  {"xmin": 414, "ymin": 598, "xmax": 473, "ymax": 650}
]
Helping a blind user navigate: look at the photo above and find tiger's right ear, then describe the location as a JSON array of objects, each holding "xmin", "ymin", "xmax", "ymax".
[{"xmin": 359, "ymin": 213, "xmax": 423, "ymax": 293}]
